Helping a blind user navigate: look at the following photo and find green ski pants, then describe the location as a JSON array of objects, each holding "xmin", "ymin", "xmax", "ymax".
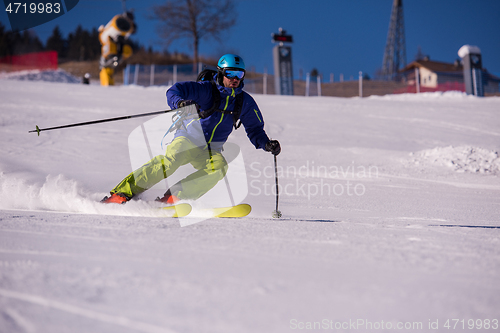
[{"xmin": 111, "ymin": 136, "xmax": 227, "ymax": 200}]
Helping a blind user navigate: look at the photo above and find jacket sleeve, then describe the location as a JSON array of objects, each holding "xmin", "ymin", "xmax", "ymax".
[
  {"xmin": 239, "ymin": 95, "xmax": 270, "ymax": 150},
  {"xmin": 166, "ymin": 81, "xmax": 213, "ymax": 110}
]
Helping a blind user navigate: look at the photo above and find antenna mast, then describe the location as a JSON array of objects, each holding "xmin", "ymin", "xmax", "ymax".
[{"xmin": 381, "ymin": 0, "xmax": 407, "ymax": 80}]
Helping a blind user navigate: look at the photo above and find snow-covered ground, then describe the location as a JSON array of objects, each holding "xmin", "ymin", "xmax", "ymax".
[{"xmin": 1, "ymin": 71, "xmax": 499, "ymax": 333}]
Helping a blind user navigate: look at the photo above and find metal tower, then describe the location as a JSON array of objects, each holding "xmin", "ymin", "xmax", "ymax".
[{"xmin": 381, "ymin": 0, "xmax": 406, "ymax": 80}]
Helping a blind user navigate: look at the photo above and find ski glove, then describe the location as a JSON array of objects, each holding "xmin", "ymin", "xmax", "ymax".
[
  {"xmin": 265, "ymin": 140, "xmax": 281, "ymax": 155},
  {"xmin": 177, "ymin": 100, "xmax": 197, "ymax": 109}
]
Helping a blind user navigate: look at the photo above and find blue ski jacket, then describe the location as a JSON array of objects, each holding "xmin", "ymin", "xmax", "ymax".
[{"xmin": 166, "ymin": 78, "xmax": 270, "ymax": 151}]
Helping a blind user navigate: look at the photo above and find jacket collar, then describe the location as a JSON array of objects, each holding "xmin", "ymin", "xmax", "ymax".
[{"xmin": 214, "ymin": 73, "xmax": 244, "ymax": 96}]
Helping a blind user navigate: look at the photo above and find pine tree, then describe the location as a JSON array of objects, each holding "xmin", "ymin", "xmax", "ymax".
[
  {"xmin": 0, "ymin": 22, "xmax": 9, "ymax": 57},
  {"xmin": 16, "ymin": 30, "xmax": 44, "ymax": 54},
  {"xmin": 46, "ymin": 26, "xmax": 67, "ymax": 58},
  {"xmin": 66, "ymin": 25, "xmax": 85, "ymax": 60},
  {"xmin": 414, "ymin": 46, "xmax": 426, "ymax": 61},
  {"xmin": 88, "ymin": 27, "xmax": 101, "ymax": 60}
]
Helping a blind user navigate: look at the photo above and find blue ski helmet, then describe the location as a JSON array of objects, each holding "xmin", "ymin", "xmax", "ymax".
[
  {"xmin": 217, "ymin": 54, "xmax": 245, "ymax": 71},
  {"xmin": 217, "ymin": 54, "xmax": 245, "ymax": 86}
]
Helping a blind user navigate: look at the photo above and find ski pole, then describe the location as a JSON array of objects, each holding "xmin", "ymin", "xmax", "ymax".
[
  {"xmin": 28, "ymin": 108, "xmax": 178, "ymax": 136},
  {"xmin": 272, "ymin": 154, "xmax": 282, "ymax": 219}
]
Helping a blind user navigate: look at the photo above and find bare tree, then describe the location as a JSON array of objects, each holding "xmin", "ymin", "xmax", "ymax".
[{"xmin": 152, "ymin": 0, "xmax": 236, "ymax": 69}]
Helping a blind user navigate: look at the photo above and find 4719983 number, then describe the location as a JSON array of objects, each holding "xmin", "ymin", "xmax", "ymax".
[
  {"xmin": 444, "ymin": 319, "xmax": 499, "ymax": 330},
  {"xmin": 5, "ymin": 2, "xmax": 61, "ymax": 14}
]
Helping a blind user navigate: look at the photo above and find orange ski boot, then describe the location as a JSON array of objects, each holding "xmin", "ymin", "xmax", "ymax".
[
  {"xmin": 155, "ymin": 190, "xmax": 180, "ymax": 205},
  {"xmin": 101, "ymin": 193, "xmax": 130, "ymax": 204}
]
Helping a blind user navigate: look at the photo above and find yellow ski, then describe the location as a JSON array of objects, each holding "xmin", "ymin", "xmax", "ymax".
[
  {"xmin": 203, "ymin": 204, "xmax": 252, "ymax": 218},
  {"xmin": 159, "ymin": 203, "xmax": 251, "ymax": 218},
  {"xmin": 159, "ymin": 203, "xmax": 192, "ymax": 217}
]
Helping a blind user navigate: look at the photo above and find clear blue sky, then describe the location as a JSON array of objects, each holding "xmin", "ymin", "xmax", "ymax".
[{"xmin": 1, "ymin": 0, "xmax": 499, "ymax": 80}]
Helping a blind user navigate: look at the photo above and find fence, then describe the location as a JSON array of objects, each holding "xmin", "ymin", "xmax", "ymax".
[
  {"xmin": 124, "ymin": 63, "xmax": 204, "ymax": 87},
  {"xmin": 0, "ymin": 51, "xmax": 58, "ymax": 72},
  {"xmin": 123, "ymin": 63, "xmax": 500, "ymax": 97}
]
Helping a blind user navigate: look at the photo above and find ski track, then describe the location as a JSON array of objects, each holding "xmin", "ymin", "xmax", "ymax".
[{"xmin": 0, "ymin": 288, "xmax": 179, "ymax": 333}]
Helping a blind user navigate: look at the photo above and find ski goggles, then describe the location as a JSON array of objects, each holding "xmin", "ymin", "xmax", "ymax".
[{"xmin": 223, "ymin": 69, "xmax": 245, "ymax": 80}]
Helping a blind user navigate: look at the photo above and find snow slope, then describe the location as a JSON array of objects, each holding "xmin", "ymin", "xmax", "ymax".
[{"xmin": 1, "ymin": 74, "xmax": 499, "ymax": 333}]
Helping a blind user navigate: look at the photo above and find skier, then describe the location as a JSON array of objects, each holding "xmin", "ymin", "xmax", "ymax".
[
  {"xmin": 102, "ymin": 54, "xmax": 281, "ymax": 204},
  {"xmin": 98, "ymin": 12, "xmax": 136, "ymax": 86}
]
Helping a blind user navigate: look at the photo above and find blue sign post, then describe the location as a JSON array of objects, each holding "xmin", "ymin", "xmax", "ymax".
[{"xmin": 272, "ymin": 28, "xmax": 294, "ymax": 96}]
